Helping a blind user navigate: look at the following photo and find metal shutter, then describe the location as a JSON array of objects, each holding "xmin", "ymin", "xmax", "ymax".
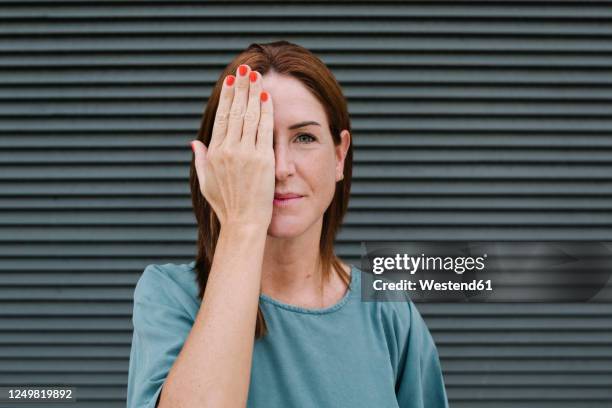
[{"xmin": 1, "ymin": 1, "xmax": 610, "ymax": 407}]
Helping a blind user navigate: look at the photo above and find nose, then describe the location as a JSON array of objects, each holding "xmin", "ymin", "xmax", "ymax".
[{"xmin": 274, "ymin": 142, "xmax": 295, "ymax": 181}]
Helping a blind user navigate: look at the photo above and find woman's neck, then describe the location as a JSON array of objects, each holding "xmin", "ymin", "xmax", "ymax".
[{"xmin": 260, "ymin": 217, "xmax": 351, "ymax": 309}]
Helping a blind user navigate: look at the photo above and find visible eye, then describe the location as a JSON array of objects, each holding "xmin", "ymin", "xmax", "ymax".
[{"xmin": 295, "ymin": 133, "xmax": 316, "ymax": 143}]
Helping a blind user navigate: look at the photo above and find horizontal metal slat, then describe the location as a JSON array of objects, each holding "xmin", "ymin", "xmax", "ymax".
[
  {"xmin": 1, "ymin": 180, "xmax": 610, "ymax": 196},
  {"xmin": 0, "ymin": 342, "xmax": 602, "ymax": 361},
  {"xmin": 452, "ymin": 403, "xmax": 611, "ymax": 408},
  {"xmin": 2, "ymin": 210, "xmax": 612, "ymax": 226},
  {"xmin": 3, "ymin": 196, "xmax": 612, "ymax": 211},
  {"xmin": 433, "ymin": 331, "xmax": 612, "ymax": 344},
  {"xmin": 439, "ymin": 345, "xmax": 612, "ymax": 358},
  {"xmin": 0, "ymin": 332, "xmax": 132, "ymax": 344},
  {"xmin": 3, "ymin": 54, "xmax": 612, "ymax": 70},
  {"xmin": 4, "ymin": 117, "xmax": 612, "ymax": 133},
  {"xmin": 4, "ymin": 226, "xmax": 612, "ymax": 241},
  {"xmin": 1, "ymin": 164, "xmax": 611, "ymax": 180},
  {"xmin": 4, "ymin": 20, "xmax": 612, "ymax": 37},
  {"xmin": 447, "ymin": 386, "xmax": 612, "ymax": 399},
  {"xmin": 2, "ymin": 85, "xmax": 612, "ymax": 101},
  {"xmin": 0, "ymin": 317, "xmax": 132, "ymax": 331},
  {"xmin": 2, "ymin": 132, "xmax": 612, "ymax": 148},
  {"xmin": 0, "ymin": 345, "xmax": 129, "ymax": 358},
  {"xmin": 0, "ymin": 372, "xmax": 124, "ymax": 385},
  {"xmin": 2, "ymin": 3, "xmax": 612, "ymax": 19},
  {"xmin": 442, "ymin": 359, "xmax": 612, "ymax": 373},
  {"xmin": 3, "ymin": 67, "xmax": 612, "ymax": 84},
  {"xmin": 0, "ymin": 302, "xmax": 133, "ymax": 316},
  {"xmin": 7, "ymin": 148, "xmax": 612, "ymax": 164},
  {"xmin": 4, "ymin": 100, "xmax": 612, "ymax": 116},
  {"xmin": 444, "ymin": 373, "xmax": 612, "ymax": 386}
]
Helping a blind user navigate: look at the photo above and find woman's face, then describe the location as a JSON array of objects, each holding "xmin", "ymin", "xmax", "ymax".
[{"xmin": 261, "ymin": 70, "xmax": 350, "ymax": 238}]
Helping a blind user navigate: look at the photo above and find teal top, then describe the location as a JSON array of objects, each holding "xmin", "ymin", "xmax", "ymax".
[{"xmin": 127, "ymin": 262, "xmax": 449, "ymax": 408}]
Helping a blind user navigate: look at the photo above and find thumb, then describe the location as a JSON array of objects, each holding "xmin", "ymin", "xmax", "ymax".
[{"xmin": 190, "ymin": 140, "xmax": 208, "ymax": 185}]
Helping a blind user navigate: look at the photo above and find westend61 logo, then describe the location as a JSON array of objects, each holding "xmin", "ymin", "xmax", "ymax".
[
  {"xmin": 361, "ymin": 241, "xmax": 612, "ymax": 302},
  {"xmin": 372, "ymin": 253, "xmax": 488, "ymax": 275}
]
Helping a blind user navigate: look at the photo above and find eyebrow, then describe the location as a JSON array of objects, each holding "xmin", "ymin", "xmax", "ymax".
[{"xmin": 288, "ymin": 121, "xmax": 321, "ymax": 130}]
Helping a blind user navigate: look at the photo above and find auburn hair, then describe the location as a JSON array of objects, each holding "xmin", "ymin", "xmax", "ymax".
[{"xmin": 189, "ymin": 40, "xmax": 353, "ymax": 339}]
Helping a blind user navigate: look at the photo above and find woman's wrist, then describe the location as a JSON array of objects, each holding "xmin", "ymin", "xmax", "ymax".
[{"xmin": 221, "ymin": 221, "xmax": 269, "ymax": 237}]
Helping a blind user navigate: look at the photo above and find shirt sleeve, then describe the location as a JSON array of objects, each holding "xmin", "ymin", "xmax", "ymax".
[
  {"xmin": 127, "ymin": 264, "xmax": 195, "ymax": 408},
  {"xmin": 395, "ymin": 301, "xmax": 449, "ymax": 408}
]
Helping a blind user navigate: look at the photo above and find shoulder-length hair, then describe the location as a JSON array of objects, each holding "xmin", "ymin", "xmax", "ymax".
[{"xmin": 189, "ymin": 40, "xmax": 353, "ymax": 339}]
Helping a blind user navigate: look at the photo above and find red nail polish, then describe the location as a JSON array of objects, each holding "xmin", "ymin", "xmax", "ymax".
[
  {"xmin": 226, "ymin": 75, "xmax": 235, "ymax": 86},
  {"xmin": 260, "ymin": 91, "xmax": 268, "ymax": 102},
  {"xmin": 250, "ymin": 71, "xmax": 258, "ymax": 83},
  {"xmin": 239, "ymin": 65, "xmax": 248, "ymax": 76}
]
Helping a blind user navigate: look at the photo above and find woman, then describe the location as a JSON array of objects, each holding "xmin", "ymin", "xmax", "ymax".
[{"xmin": 127, "ymin": 40, "xmax": 449, "ymax": 408}]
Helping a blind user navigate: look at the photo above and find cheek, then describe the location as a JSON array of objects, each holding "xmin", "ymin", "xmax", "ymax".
[{"xmin": 300, "ymin": 151, "xmax": 337, "ymax": 195}]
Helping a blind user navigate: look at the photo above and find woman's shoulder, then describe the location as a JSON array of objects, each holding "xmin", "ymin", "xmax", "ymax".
[
  {"xmin": 134, "ymin": 261, "xmax": 200, "ymax": 312},
  {"xmin": 352, "ymin": 265, "xmax": 421, "ymax": 326}
]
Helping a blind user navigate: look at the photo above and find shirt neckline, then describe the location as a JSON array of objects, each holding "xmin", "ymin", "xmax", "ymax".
[{"xmin": 259, "ymin": 264, "xmax": 358, "ymax": 315}]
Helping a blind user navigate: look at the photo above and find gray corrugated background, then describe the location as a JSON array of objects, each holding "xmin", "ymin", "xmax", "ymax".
[{"xmin": 1, "ymin": 1, "xmax": 611, "ymax": 407}]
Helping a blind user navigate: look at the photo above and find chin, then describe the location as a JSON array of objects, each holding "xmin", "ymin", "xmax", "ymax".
[{"xmin": 267, "ymin": 216, "xmax": 307, "ymax": 238}]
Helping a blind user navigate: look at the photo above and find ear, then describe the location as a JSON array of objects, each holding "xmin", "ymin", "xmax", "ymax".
[{"xmin": 335, "ymin": 129, "xmax": 351, "ymax": 182}]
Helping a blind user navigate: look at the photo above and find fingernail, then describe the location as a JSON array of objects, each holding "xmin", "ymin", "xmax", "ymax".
[
  {"xmin": 249, "ymin": 71, "xmax": 258, "ymax": 83},
  {"xmin": 226, "ymin": 75, "xmax": 235, "ymax": 86},
  {"xmin": 190, "ymin": 141, "xmax": 195, "ymax": 152},
  {"xmin": 260, "ymin": 91, "xmax": 268, "ymax": 102},
  {"xmin": 239, "ymin": 65, "xmax": 248, "ymax": 76}
]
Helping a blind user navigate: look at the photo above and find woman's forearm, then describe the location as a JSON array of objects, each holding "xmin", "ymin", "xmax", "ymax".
[{"xmin": 158, "ymin": 223, "xmax": 267, "ymax": 407}]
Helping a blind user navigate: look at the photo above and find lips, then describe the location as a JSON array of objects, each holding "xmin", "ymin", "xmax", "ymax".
[
  {"xmin": 274, "ymin": 193, "xmax": 303, "ymax": 199},
  {"xmin": 273, "ymin": 192, "xmax": 304, "ymax": 207}
]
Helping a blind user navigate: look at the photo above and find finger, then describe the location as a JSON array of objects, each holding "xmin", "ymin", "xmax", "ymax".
[
  {"xmin": 256, "ymin": 90, "xmax": 273, "ymax": 151},
  {"xmin": 224, "ymin": 64, "xmax": 251, "ymax": 146},
  {"xmin": 191, "ymin": 140, "xmax": 207, "ymax": 186},
  {"xmin": 209, "ymin": 74, "xmax": 236, "ymax": 149},
  {"xmin": 241, "ymin": 70, "xmax": 262, "ymax": 147}
]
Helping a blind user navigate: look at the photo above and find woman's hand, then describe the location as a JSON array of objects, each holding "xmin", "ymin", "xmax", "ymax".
[{"xmin": 192, "ymin": 64, "xmax": 275, "ymax": 230}]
